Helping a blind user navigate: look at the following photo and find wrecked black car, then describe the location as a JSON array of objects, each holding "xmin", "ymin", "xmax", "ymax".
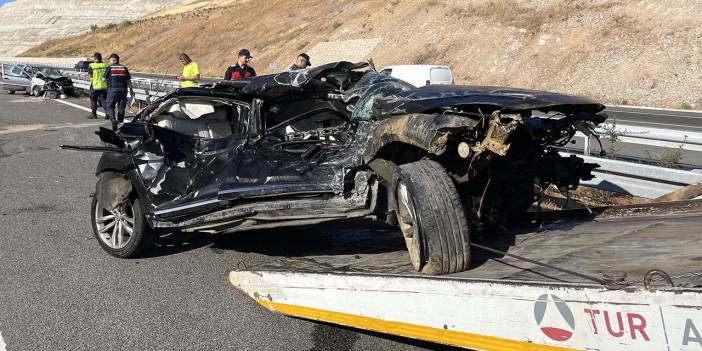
[{"xmin": 63, "ymin": 62, "xmax": 606, "ymax": 275}]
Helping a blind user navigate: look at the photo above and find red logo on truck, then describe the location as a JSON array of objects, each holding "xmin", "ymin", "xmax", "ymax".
[{"xmin": 534, "ymin": 294, "xmax": 576, "ymax": 341}]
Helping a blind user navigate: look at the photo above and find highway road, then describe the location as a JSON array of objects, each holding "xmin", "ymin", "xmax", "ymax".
[
  {"xmin": 604, "ymin": 105, "xmax": 702, "ymax": 132},
  {"xmin": 0, "ymin": 93, "xmax": 460, "ymax": 351}
]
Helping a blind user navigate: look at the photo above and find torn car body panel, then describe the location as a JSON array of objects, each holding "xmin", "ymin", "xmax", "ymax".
[
  {"xmin": 95, "ymin": 171, "xmax": 132, "ymax": 211},
  {"xmin": 358, "ymin": 113, "xmax": 480, "ymax": 163}
]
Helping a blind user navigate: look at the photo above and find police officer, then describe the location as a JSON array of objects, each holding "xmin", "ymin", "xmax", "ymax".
[
  {"xmin": 224, "ymin": 49, "xmax": 256, "ymax": 80},
  {"xmin": 86, "ymin": 52, "xmax": 108, "ymax": 119},
  {"xmin": 103, "ymin": 53, "xmax": 134, "ymax": 129}
]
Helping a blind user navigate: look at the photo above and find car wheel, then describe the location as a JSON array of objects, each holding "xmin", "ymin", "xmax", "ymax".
[
  {"xmin": 91, "ymin": 196, "xmax": 155, "ymax": 258},
  {"xmin": 32, "ymin": 86, "xmax": 41, "ymax": 97},
  {"xmin": 397, "ymin": 159, "xmax": 470, "ymax": 274},
  {"xmin": 7, "ymin": 90, "xmax": 15, "ymax": 94}
]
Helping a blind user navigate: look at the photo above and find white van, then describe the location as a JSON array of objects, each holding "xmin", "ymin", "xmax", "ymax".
[{"xmin": 378, "ymin": 65, "xmax": 453, "ymax": 88}]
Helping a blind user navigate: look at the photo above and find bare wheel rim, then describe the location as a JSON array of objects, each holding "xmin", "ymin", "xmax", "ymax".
[
  {"xmin": 397, "ymin": 181, "xmax": 421, "ymax": 270},
  {"xmin": 94, "ymin": 200, "xmax": 135, "ymax": 250}
]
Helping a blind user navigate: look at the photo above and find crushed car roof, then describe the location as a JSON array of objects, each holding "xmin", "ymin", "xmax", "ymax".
[{"xmin": 211, "ymin": 61, "xmax": 368, "ymax": 98}]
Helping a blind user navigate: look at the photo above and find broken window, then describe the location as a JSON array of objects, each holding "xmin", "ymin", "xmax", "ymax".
[
  {"xmin": 342, "ymin": 71, "xmax": 414, "ymax": 121},
  {"xmin": 10, "ymin": 65, "xmax": 23, "ymax": 77},
  {"xmin": 150, "ymin": 97, "xmax": 250, "ymax": 139}
]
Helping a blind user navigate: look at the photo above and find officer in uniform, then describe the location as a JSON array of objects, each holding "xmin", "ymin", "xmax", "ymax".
[
  {"xmin": 86, "ymin": 52, "xmax": 108, "ymax": 119},
  {"xmin": 103, "ymin": 53, "xmax": 134, "ymax": 129},
  {"xmin": 224, "ymin": 49, "xmax": 256, "ymax": 80}
]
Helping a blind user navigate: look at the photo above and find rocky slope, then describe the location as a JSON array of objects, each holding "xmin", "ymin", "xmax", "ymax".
[
  {"xmin": 0, "ymin": 0, "xmax": 195, "ymax": 56},
  {"xmin": 22, "ymin": 0, "xmax": 702, "ymax": 109}
]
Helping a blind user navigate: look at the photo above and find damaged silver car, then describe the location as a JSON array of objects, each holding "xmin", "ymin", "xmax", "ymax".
[
  {"xmin": 0, "ymin": 64, "xmax": 74, "ymax": 97},
  {"xmin": 63, "ymin": 61, "xmax": 607, "ymax": 275}
]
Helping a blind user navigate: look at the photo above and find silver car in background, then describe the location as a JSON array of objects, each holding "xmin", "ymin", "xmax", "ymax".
[{"xmin": 1, "ymin": 64, "xmax": 74, "ymax": 97}]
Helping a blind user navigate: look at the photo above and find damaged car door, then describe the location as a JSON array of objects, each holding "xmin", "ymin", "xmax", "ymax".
[
  {"xmin": 1, "ymin": 64, "xmax": 31, "ymax": 94},
  {"xmin": 136, "ymin": 96, "xmax": 251, "ymax": 217},
  {"xmin": 218, "ymin": 96, "xmax": 356, "ymax": 201}
]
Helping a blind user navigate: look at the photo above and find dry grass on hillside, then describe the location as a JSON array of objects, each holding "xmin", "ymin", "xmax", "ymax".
[{"xmin": 23, "ymin": 0, "xmax": 702, "ymax": 108}]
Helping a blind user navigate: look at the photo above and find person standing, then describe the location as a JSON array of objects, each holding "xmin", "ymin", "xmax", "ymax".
[
  {"xmin": 103, "ymin": 53, "xmax": 134, "ymax": 129},
  {"xmin": 288, "ymin": 53, "xmax": 311, "ymax": 71},
  {"xmin": 223, "ymin": 49, "xmax": 256, "ymax": 80},
  {"xmin": 87, "ymin": 52, "xmax": 108, "ymax": 119},
  {"xmin": 176, "ymin": 53, "xmax": 200, "ymax": 88}
]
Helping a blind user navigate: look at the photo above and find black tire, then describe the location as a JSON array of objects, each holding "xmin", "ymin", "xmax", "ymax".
[
  {"xmin": 32, "ymin": 86, "xmax": 41, "ymax": 97},
  {"xmin": 7, "ymin": 90, "xmax": 15, "ymax": 94},
  {"xmin": 397, "ymin": 159, "xmax": 470, "ymax": 274},
  {"xmin": 90, "ymin": 196, "xmax": 155, "ymax": 258}
]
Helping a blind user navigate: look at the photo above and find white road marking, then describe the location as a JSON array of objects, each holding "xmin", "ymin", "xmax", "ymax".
[
  {"xmin": 607, "ymin": 104, "xmax": 702, "ymax": 114},
  {"xmin": 610, "ymin": 110, "xmax": 702, "ymax": 119},
  {"xmin": 0, "ymin": 331, "xmax": 7, "ymax": 351},
  {"xmin": 0, "ymin": 121, "xmax": 106, "ymax": 135},
  {"xmin": 54, "ymin": 98, "xmax": 107, "ymax": 118},
  {"xmin": 616, "ymin": 119, "xmax": 702, "ymax": 131}
]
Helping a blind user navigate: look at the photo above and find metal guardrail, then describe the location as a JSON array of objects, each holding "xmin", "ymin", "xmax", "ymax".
[
  {"xmin": 577, "ymin": 124, "xmax": 702, "ymax": 155},
  {"xmin": 561, "ymin": 153, "xmax": 702, "ymax": 199},
  {"xmin": 66, "ymin": 71, "xmax": 180, "ymax": 104}
]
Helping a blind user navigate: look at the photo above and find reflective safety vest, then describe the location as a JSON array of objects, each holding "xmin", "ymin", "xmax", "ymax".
[{"xmin": 89, "ymin": 62, "xmax": 108, "ymax": 90}]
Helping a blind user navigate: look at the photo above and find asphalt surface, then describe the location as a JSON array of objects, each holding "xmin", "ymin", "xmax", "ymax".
[
  {"xmin": 0, "ymin": 92, "xmax": 459, "ymax": 351},
  {"xmin": 604, "ymin": 105, "xmax": 702, "ymax": 132}
]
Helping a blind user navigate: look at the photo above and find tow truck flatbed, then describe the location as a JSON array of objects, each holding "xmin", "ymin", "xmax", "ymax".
[{"xmin": 230, "ymin": 201, "xmax": 702, "ymax": 351}]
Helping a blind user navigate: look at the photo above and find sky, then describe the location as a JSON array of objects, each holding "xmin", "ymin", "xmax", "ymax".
[{"xmin": 0, "ymin": 0, "xmax": 15, "ymax": 6}]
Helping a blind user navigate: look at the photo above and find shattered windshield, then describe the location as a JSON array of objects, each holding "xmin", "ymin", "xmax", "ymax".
[
  {"xmin": 343, "ymin": 71, "xmax": 414, "ymax": 121},
  {"xmin": 34, "ymin": 67, "xmax": 63, "ymax": 79}
]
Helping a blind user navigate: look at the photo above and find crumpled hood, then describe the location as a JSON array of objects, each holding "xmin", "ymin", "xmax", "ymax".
[
  {"xmin": 34, "ymin": 76, "xmax": 72, "ymax": 86},
  {"xmin": 374, "ymin": 85, "xmax": 605, "ymax": 115}
]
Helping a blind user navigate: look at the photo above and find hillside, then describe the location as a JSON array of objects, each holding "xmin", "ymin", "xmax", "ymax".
[
  {"xmin": 22, "ymin": 0, "xmax": 702, "ymax": 109},
  {"xmin": 0, "ymin": 0, "xmax": 196, "ymax": 56}
]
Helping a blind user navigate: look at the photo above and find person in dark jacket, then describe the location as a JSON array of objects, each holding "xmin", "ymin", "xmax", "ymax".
[
  {"xmin": 224, "ymin": 49, "xmax": 256, "ymax": 80},
  {"xmin": 288, "ymin": 53, "xmax": 311, "ymax": 71},
  {"xmin": 103, "ymin": 53, "xmax": 134, "ymax": 129}
]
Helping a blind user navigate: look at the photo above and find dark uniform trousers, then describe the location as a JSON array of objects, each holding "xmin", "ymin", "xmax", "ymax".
[
  {"xmin": 106, "ymin": 88, "xmax": 128, "ymax": 123},
  {"xmin": 89, "ymin": 88, "xmax": 107, "ymax": 118}
]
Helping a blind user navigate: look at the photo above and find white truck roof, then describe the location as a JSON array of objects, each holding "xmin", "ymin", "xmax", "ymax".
[{"xmin": 379, "ymin": 64, "xmax": 453, "ymax": 87}]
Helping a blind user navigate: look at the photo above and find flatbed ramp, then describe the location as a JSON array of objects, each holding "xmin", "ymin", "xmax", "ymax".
[{"xmin": 229, "ymin": 201, "xmax": 702, "ymax": 351}]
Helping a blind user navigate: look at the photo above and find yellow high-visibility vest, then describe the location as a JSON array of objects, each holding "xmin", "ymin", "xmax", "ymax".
[
  {"xmin": 89, "ymin": 62, "xmax": 108, "ymax": 90},
  {"xmin": 181, "ymin": 61, "xmax": 200, "ymax": 88}
]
